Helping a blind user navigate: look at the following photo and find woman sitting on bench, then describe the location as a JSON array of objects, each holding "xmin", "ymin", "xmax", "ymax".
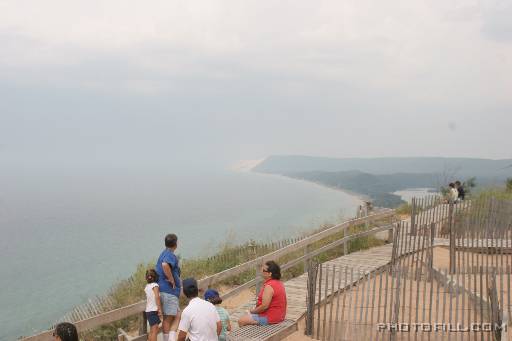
[{"xmin": 238, "ymin": 260, "xmax": 287, "ymax": 326}]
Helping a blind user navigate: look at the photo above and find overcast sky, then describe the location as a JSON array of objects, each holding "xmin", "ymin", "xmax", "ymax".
[{"xmin": 1, "ymin": 0, "xmax": 511, "ymax": 170}]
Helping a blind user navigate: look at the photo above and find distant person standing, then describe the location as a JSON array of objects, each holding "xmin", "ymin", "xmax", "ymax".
[
  {"xmin": 448, "ymin": 183, "xmax": 459, "ymax": 203},
  {"xmin": 455, "ymin": 181, "xmax": 465, "ymax": 200},
  {"xmin": 156, "ymin": 234, "xmax": 182, "ymax": 341}
]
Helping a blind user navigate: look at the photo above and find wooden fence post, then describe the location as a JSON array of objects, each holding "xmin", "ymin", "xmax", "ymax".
[
  {"xmin": 255, "ymin": 260, "xmax": 263, "ymax": 297},
  {"xmin": 488, "ymin": 270, "xmax": 503, "ymax": 341},
  {"xmin": 365, "ymin": 202, "xmax": 370, "ymax": 230},
  {"xmin": 343, "ymin": 225, "xmax": 349, "ymax": 255},
  {"xmin": 248, "ymin": 241, "xmax": 263, "ymax": 298},
  {"xmin": 390, "ymin": 266, "xmax": 401, "ymax": 341},
  {"xmin": 139, "ymin": 311, "xmax": 147, "ymax": 336},
  {"xmin": 390, "ymin": 223, "xmax": 399, "ymax": 266},
  {"xmin": 304, "ymin": 244, "xmax": 311, "ymax": 273},
  {"xmin": 411, "ymin": 197, "xmax": 417, "ymax": 235},
  {"xmin": 448, "ymin": 202, "xmax": 456, "ymax": 274},
  {"xmin": 428, "ymin": 222, "xmax": 435, "ymax": 281},
  {"xmin": 388, "ymin": 217, "xmax": 396, "ymax": 243},
  {"xmin": 305, "ymin": 260, "xmax": 318, "ymax": 336}
]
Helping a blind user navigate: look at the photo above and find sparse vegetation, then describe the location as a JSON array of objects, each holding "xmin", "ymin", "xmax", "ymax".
[
  {"xmin": 472, "ymin": 186, "xmax": 512, "ymax": 202},
  {"xmin": 395, "ymin": 202, "xmax": 412, "ymax": 215},
  {"xmin": 463, "ymin": 177, "xmax": 477, "ymax": 195}
]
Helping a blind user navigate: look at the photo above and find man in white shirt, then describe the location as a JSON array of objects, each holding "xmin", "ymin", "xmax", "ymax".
[{"xmin": 178, "ymin": 278, "xmax": 222, "ymax": 341}]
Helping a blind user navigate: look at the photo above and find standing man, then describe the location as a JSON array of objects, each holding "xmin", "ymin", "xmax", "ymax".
[
  {"xmin": 178, "ymin": 278, "xmax": 222, "ymax": 341},
  {"xmin": 156, "ymin": 234, "xmax": 181, "ymax": 341},
  {"xmin": 455, "ymin": 181, "xmax": 465, "ymax": 200}
]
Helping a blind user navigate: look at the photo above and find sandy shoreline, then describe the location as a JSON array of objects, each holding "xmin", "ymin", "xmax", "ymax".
[{"xmin": 251, "ymin": 169, "xmax": 370, "ymax": 204}]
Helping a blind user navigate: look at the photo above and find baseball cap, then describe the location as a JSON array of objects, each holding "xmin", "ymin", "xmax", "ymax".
[{"xmin": 204, "ymin": 289, "xmax": 220, "ymax": 302}]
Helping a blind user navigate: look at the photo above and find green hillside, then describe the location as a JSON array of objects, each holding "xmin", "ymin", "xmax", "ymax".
[
  {"xmin": 254, "ymin": 155, "xmax": 512, "ymax": 180},
  {"xmin": 284, "ymin": 170, "xmax": 438, "ymax": 207},
  {"xmin": 253, "ymin": 155, "xmax": 512, "ymax": 208}
]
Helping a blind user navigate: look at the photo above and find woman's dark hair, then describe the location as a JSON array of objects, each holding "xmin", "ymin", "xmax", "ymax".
[
  {"xmin": 54, "ymin": 322, "xmax": 78, "ymax": 341},
  {"xmin": 265, "ymin": 260, "xmax": 281, "ymax": 280},
  {"xmin": 165, "ymin": 234, "xmax": 178, "ymax": 248},
  {"xmin": 208, "ymin": 296, "xmax": 223, "ymax": 305},
  {"xmin": 146, "ymin": 269, "xmax": 159, "ymax": 284}
]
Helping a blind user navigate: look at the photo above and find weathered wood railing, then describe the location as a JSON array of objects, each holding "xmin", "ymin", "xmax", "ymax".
[
  {"xmin": 199, "ymin": 208, "xmax": 395, "ymax": 295},
  {"xmin": 20, "ymin": 208, "xmax": 395, "ymax": 341}
]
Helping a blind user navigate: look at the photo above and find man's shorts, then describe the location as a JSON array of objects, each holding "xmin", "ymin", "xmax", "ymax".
[
  {"xmin": 145, "ymin": 311, "xmax": 161, "ymax": 326},
  {"xmin": 160, "ymin": 292, "xmax": 180, "ymax": 316},
  {"xmin": 251, "ymin": 314, "xmax": 269, "ymax": 326}
]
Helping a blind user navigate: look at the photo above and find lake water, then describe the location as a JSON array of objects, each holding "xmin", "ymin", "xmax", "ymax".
[
  {"xmin": 0, "ymin": 168, "xmax": 361, "ymax": 340},
  {"xmin": 393, "ymin": 188, "xmax": 438, "ymax": 203}
]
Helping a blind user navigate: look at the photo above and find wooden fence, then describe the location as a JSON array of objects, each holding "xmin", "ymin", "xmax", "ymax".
[
  {"xmin": 410, "ymin": 195, "xmax": 471, "ymax": 238},
  {"xmin": 20, "ymin": 208, "xmax": 395, "ymax": 341},
  {"xmin": 306, "ymin": 262, "xmax": 506, "ymax": 341},
  {"xmin": 451, "ymin": 197, "xmax": 512, "ymax": 273},
  {"xmin": 306, "ymin": 196, "xmax": 512, "ymax": 341}
]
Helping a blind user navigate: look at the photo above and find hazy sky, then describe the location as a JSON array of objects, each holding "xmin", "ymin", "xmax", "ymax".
[{"xmin": 1, "ymin": 0, "xmax": 511, "ymax": 170}]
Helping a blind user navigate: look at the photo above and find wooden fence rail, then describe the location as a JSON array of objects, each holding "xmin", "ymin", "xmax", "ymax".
[{"xmin": 197, "ymin": 209, "xmax": 395, "ymax": 290}]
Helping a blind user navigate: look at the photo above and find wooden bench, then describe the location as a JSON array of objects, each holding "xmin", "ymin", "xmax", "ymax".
[
  {"xmin": 227, "ymin": 320, "xmax": 297, "ymax": 341},
  {"xmin": 118, "ymin": 322, "xmax": 297, "ymax": 341}
]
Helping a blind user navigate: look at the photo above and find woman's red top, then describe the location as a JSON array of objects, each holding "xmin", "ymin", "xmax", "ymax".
[{"xmin": 257, "ymin": 278, "xmax": 287, "ymax": 324}]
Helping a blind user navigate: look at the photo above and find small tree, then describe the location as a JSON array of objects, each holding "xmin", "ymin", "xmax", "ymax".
[
  {"xmin": 506, "ymin": 178, "xmax": 512, "ymax": 192},
  {"xmin": 439, "ymin": 186, "xmax": 449, "ymax": 196},
  {"xmin": 463, "ymin": 177, "xmax": 476, "ymax": 196}
]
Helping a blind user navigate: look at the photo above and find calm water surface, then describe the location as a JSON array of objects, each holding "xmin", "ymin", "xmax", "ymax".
[{"xmin": 393, "ymin": 188, "xmax": 437, "ymax": 203}]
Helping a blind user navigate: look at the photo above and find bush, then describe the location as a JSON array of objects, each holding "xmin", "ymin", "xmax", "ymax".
[
  {"xmin": 395, "ymin": 202, "xmax": 412, "ymax": 215},
  {"xmin": 472, "ymin": 187, "xmax": 512, "ymax": 202}
]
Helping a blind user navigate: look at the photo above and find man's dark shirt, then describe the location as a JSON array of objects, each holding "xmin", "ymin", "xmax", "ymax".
[{"xmin": 457, "ymin": 187, "xmax": 465, "ymax": 200}]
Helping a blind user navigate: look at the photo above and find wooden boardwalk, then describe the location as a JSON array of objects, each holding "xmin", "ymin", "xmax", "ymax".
[
  {"xmin": 226, "ymin": 201, "xmax": 465, "ymax": 336},
  {"xmin": 227, "ymin": 234, "xmax": 454, "ymax": 329},
  {"xmin": 227, "ymin": 242, "xmax": 395, "ymax": 325}
]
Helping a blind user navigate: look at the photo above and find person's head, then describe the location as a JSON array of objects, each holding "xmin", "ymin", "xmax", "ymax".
[
  {"xmin": 455, "ymin": 181, "xmax": 461, "ymax": 187},
  {"xmin": 183, "ymin": 278, "xmax": 198, "ymax": 299},
  {"xmin": 146, "ymin": 269, "xmax": 159, "ymax": 284},
  {"xmin": 262, "ymin": 260, "xmax": 281, "ymax": 280},
  {"xmin": 204, "ymin": 289, "xmax": 222, "ymax": 305},
  {"xmin": 165, "ymin": 233, "xmax": 178, "ymax": 249},
  {"xmin": 449, "ymin": 183, "xmax": 455, "ymax": 188},
  {"xmin": 53, "ymin": 322, "xmax": 78, "ymax": 341}
]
